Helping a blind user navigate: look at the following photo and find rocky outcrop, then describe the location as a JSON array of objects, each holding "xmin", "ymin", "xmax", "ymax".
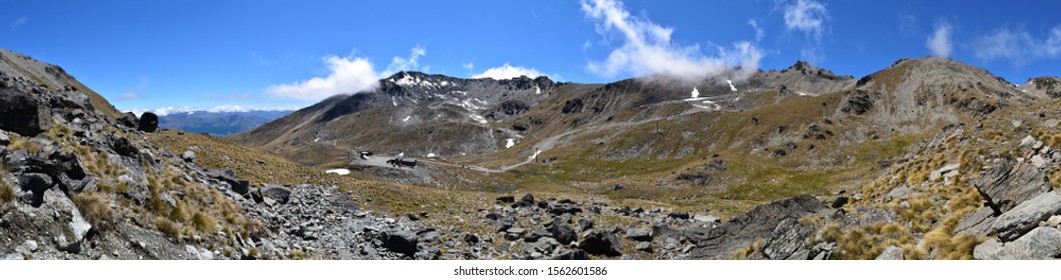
[
  {"xmin": 975, "ymin": 227, "xmax": 1061, "ymax": 260},
  {"xmin": 974, "ymin": 158, "xmax": 1051, "ymax": 213},
  {"xmin": 990, "ymin": 191, "xmax": 1061, "ymax": 242},
  {"xmin": 688, "ymin": 195, "xmax": 825, "ymax": 259}
]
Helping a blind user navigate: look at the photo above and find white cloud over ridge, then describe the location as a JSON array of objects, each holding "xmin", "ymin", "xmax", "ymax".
[
  {"xmin": 580, "ymin": 0, "xmax": 763, "ymax": 81},
  {"xmin": 971, "ymin": 25, "xmax": 1061, "ymax": 66},
  {"xmin": 926, "ymin": 20, "xmax": 953, "ymax": 58},
  {"xmin": 266, "ymin": 46, "xmax": 432, "ymax": 101},
  {"xmin": 266, "ymin": 56, "xmax": 380, "ymax": 101},
  {"xmin": 472, "ymin": 63, "xmax": 546, "ymax": 80}
]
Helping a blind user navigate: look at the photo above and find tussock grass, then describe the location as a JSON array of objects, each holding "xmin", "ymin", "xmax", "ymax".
[
  {"xmin": 72, "ymin": 191, "xmax": 116, "ymax": 232},
  {"xmin": 0, "ymin": 177, "xmax": 13, "ymax": 205}
]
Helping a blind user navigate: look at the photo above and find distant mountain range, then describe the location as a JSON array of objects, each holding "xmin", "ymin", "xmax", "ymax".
[{"xmin": 158, "ymin": 110, "xmax": 293, "ymax": 135}]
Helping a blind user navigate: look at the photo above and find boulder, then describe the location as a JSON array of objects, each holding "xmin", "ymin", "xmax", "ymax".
[
  {"xmin": 626, "ymin": 227, "xmax": 653, "ymax": 241},
  {"xmin": 208, "ymin": 168, "xmax": 250, "ymax": 195},
  {"xmin": 496, "ymin": 196, "xmax": 515, "ymax": 203},
  {"xmin": 0, "ymin": 90, "xmax": 51, "ymax": 136},
  {"xmin": 546, "ymin": 219, "xmax": 577, "ymax": 245},
  {"xmin": 974, "ymin": 158, "xmax": 1051, "ymax": 213},
  {"xmin": 0, "ymin": 131, "xmax": 9, "ymax": 145},
  {"xmin": 578, "ymin": 230, "xmax": 623, "ymax": 257},
  {"xmin": 380, "ymin": 230, "xmax": 419, "ymax": 257},
  {"xmin": 635, "ymin": 242, "xmax": 653, "ymax": 253},
  {"xmin": 117, "ymin": 112, "xmax": 139, "ymax": 128},
  {"xmin": 991, "ymin": 191, "xmax": 1061, "ymax": 241},
  {"xmin": 875, "ymin": 245, "xmax": 905, "ymax": 260},
  {"xmin": 19, "ymin": 172, "xmax": 53, "ymax": 207},
  {"xmin": 181, "ymin": 151, "xmax": 195, "ymax": 163},
  {"xmin": 576, "ymin": 219, "xmax": 594, "ymax": 232},
  {"xmin": 668, "ymin": 212, "xmax": 690, "ymax": 220},
  {"xmin": 108, "ymin": 135, "xmax": 138, "ymax": 157},
  {"xmin": 513, "ymin": 194, "xmax": 535, "ymax": 208},
  {"xmin": 260, "ymin": 185, "xmax": 292, "ymax": 204},
  {"xmin": 975, "ymin": 227, "xmax": 1061, "ymax": 260},
  {"xmin": 138, "ymin": 112, "xmax": 159, "ymax": 132}
]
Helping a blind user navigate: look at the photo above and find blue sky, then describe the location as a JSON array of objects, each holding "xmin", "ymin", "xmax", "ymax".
[{"xmin": 2, "ymin": 0, "xmax": 1059, "ymax": 113}]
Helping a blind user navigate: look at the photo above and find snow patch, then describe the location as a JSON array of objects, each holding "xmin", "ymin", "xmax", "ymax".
[
  {"xmin": 727, "ymin": 80, "xmax": 737, "ymax": 92},
  {"xmin": 391, "ymin": 96, "xmax": 398, "ymax": 107},
  {"xmin": 529, "ymin": 150, "xmax": 542, "ymax": 160},
  {"xmin": 535, "ymin": 85, "xmax": 542, "ymax": 94},
  {"xmin": 505, "ymin": 138, "xmax": 515, "ymax": 148},
  {"xmin": 402, "ymin": 116, "xmax": 411, "ymax": 122},
  {"xmin": 325, "ymin": 169, "xmax": 350, "ymax": 176},
  {"xmin": 313, "ymin": 138, "xmax": 320, "ymax": 143},
  {"xmin": 426, "ymin": 153, "xmax": 437, "ymax": 158},
  {"xmin": 691, "ymin": 87, "xmax": 700, "ymax": 98}
]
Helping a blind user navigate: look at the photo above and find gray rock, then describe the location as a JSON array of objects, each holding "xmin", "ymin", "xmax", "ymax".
[
  {"xmin": 380, "ymin": 230, "xmax": 419, "ymax": 257},
  {"xmin": 579, "ymin": 230, "xmax": 623, "ymax": 257},
  {"xmin": 991, "ymin": 191, "xmax": 1061, "ymax": 241},
  {"xmin": 0, "ymin": 90, "xmax": 51, "ymax": 136},
  {"xmin": 2, "ymin": 253, "xmax": 24, "ymax": 260},
  {"xmin": 762, "ymin": 218, "xmax": 813, "ymax": 260},
  {"xmin": 576, "ymin": 219, "xmax": 594, "ymax": 232},
  {"xmin": 546, "ymin": 219, "xmax": 577, "ymax": 245},
  {"xmin": 885, "ymin": 186, "xmax": 913, "ymax": 202},
  {"xmin": 973, "ymin": 238, "xmax": 1004, "ymax": 260},
  {"xmin": 976, "ymin": 227, "xmax": 1061, "ymax": 260},
  {"xmin": 0, "ymin": 131, "xmax": 9, "ymax": 145},
  {"xmin": 23, "ymin": 240, "xmax": 38, "ymax": 252},
  {"xmin": 689, "ymin": 195, "xmax": 824, "ymax": 259},
  {"xmin": 974, "ymin": 158, "xmax": 1051, "ymax": 213},
  {"xmin": 626, "ymin": 227, "xmax": 653, "ymax": 241},
  {"xmin": 929, "ymin": 163, "xmax": 960, "ymax": 181},
  {"xmin": 875, "ymin": 245, "xmax": 904, "ymax": 260},
  {"xmin": 1029, "ymin": 155, "xmax": 1046, "ymax": 168},
  {"xmin": 181, "ymin": 151, "xmax": 196, "ymax": 163},
  {"xmin": 185, "ymin": 245, "xmax": 213, "ymax": 260},
  {"xmin": 955, "ymin": 206, "xmax": 996, "ymax": 236},
  {"xmin": 693, "ymin": 214, "xmax": 719, "ymax": 224},
  {"xmin": 208, "ymin": 168, "xmax": 249, "ymax": 195},
  {"xmin": 635, "ymin": 242, "xmax": 653, "ymax": 253},
  {"xmin": 260, "ymin": 185, "xmax": 291, "ymax": 204},
  {"xmin": 1019, "ymin": 135, "xmax": 1037, "ymax": 148}
]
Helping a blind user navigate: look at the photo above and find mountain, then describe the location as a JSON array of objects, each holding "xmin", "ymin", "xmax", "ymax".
[
  {"xmin": 2, "ymin": 47, "xmax": 1059, "ymax": 260},
  {"xmin": 236, "ymin": 55, "xmax": 1060, "ymax": 260},
  {"xmin": 158, "ymin": 110, "xmax": 293, "ymax": 136}
]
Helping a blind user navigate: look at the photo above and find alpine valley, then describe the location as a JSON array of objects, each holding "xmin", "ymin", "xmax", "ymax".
[{"xmin": 1, "ymin": 47, "xmax": 1059, "ymax": 260}]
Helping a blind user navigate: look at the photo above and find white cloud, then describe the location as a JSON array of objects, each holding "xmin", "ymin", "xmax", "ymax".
[
  {"xmin": 472, "ymin": 63, "xmax": 546, "ymax": 79},
  {"xmin": 971, "ymin": 25, "xmax": 1061, "ymax": 66},
  {"xmin": 462, "ymin": 62, "xmax": 475, "ymax": 72},
  {"xmin": 118, "ymin": 76, "xmax": 150, "ymax": 101},
  {"xmin": 265, "ymin": 55, "xmax": 380, "ymax": 101},
  {"xmin": 926, "ymin": 20, "xmax": 953, "ymax": 58},
  {"xmin": 580, "ymin": 0, "xmax": 763, "ymax": 81},
  {"xmin": 384, "ymin": 45, "xmax": 427, "ymax": 74},
  {"xmin": 265, "ymin": 45, "xmax": 435, "ymax": 101},
  {"xmin": 781, "ymin": 0, "xmax": 829, "ymax": 41},
  {"xmin": 748, "ymin": 19, "xmax": 765, "ymax": 42},
  {"xmin": 9, "ymin": 16, "xmax": 26, "ymax": 31}
]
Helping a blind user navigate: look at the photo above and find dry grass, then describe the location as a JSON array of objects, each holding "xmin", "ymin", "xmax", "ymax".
[
  {"xmin": 0, "ymin": 178, "xmax": 13, "ymax": 205},
  {"xmin": 72, "ymin": 191, "xmax": 116, "ymax": 232}
]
